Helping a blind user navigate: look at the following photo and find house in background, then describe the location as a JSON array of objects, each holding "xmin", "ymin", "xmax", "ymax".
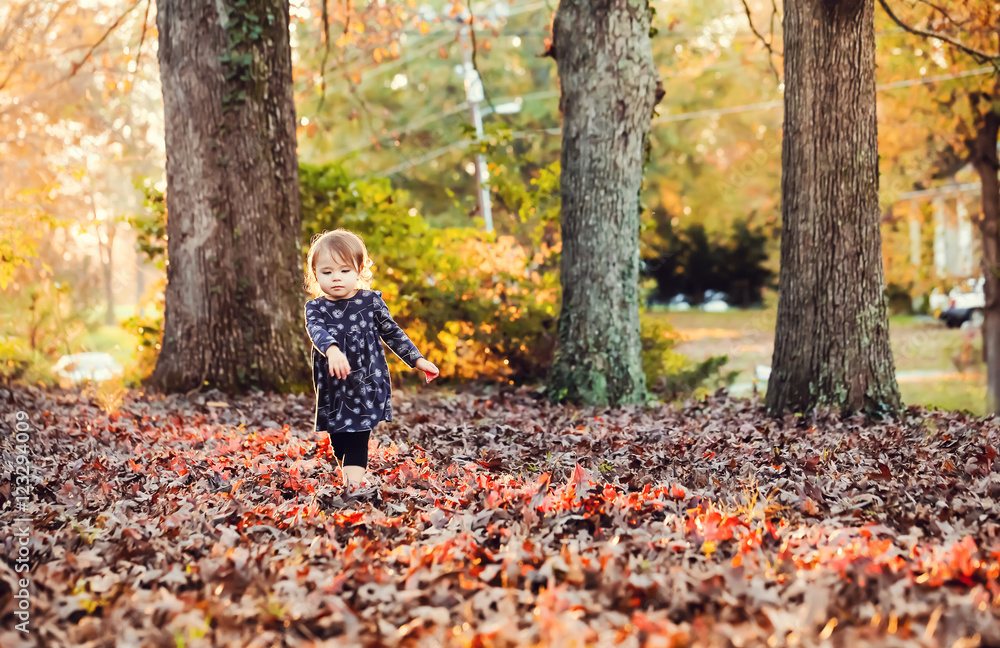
[{"xmin": 884, "ymin": 178, "xmax": 982, "ymax": 313}]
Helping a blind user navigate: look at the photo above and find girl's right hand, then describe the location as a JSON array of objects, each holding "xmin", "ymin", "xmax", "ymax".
[{"xmin": 327, "ymin": 345, "xmax": 352, "ymax": 379}]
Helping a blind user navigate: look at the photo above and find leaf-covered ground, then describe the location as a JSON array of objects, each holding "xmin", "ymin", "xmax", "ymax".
[{"xmin": 2, "ymin": 384, "xmax": 999, "ymax": 647}]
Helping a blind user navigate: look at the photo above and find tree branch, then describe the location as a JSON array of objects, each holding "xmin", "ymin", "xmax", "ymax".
[
  {"xmin": 740, "ymin": 0, "xmax": 780, "ymax": 83},
  {"xmin": 127, "ymin": 0, "xmax": 151, "ymax": 89},
  {"xmin": 876, "ymin": 0, "xmax": 1000, "ymax": 70},
  {"xmin": 463, "ymin": 10, "xmax": 513, "ymax": 127},
  {"xmin": 316, "ymin": 0, "xmax": 336, "ymax": 111},
  {"xmin": 0, "ymin": 1, "xmax": 33, "ymax": 54},
  {"xmin": 915, "ymin": 0, "xmax": 973, "ymax": 29},
  {"xmin": 929, "ymin": 144, "xmax": 971, "ymax": 180},
  {"xmin": 65, "ymin": 0, "xmax": 143, "ymax": 81},
  {"xmin": 768, "ymin": 0, "xmax": 780, "ymax": 48},
  {"xmin": 0, "ymin": 2, "xmax": 70, "ymax": 94}
]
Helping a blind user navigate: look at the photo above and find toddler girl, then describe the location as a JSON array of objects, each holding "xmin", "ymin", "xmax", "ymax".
[{"xmin": 303, "ymin": 229, "xmax": 439, "ymax": 489}]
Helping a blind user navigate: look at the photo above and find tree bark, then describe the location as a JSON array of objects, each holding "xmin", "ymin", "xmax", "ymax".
[
  {"xmin": 151, "ymin": 0, "xmax": 308, "ymax": 394},
  {"xmin": 969, "ymin": 107, "xmax": 1000, "ymax": 413},
  {"xmin": 766, "ymin": 0, "xmax": 901, "ymax": 415},
  {"xmin": 545, "ymin": 0, "xmax": 660, "ymax": 406}
]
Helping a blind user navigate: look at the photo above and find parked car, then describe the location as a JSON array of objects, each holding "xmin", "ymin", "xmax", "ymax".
[
  {"xmin": 666, "ymin": 294, "xmax": 691, "ymax": 311},
  {"xmin": 701, "ymin": 290, "xmax": 729, "ymax": 312},
  {"xmin": 928, "ymin": 287, "xmax": 950, "ymax": 313},
  {"xmin": 938, "ymin": 278, "xmax": 984, "ymax": 329},
  {"xmin": 51, "ymin": 352, "xmax": 122, "ymax": 385}
]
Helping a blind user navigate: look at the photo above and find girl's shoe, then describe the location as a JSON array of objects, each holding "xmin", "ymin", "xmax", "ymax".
[{"xmin": 345, "ymin": 473, "xmax": 381, "ymax": 502}]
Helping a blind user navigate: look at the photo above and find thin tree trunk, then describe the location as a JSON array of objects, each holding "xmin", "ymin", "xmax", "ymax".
[
  {"xmin": 100, "ymin": 222, "xmax": 116, "ymax": 326},
  {"xmin": 28, "ymin": 292, "xmax": 38, "ymax": 351},
  {"xmin": 544, "ymin": 0, "xmax": 661, "ymax": 406},
  {"xmin": 152, "ymin": 0, "xmax": 308, "ymax": 394},
  {"xmin": 969, "ymin": 108, "xmax": 1000, "ymax": 413},
  {"xmin": 89, "ymin": 184, "xmax": 117, "ymax": 327},
  {"xmin": 135, "ymin": 261, "xmax": 144, "ymax": 318},
  {"xmin": 766, "ymin": 0, "xmax": 900, "ymax": 415}
]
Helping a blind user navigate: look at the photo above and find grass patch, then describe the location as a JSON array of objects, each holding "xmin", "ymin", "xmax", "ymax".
[
  {"xmin": 75, "ymin": 325, "xmax": 138, "ymax": 368},
  {"xmin": 899, "ymin": 380, "xmax": 988, "ymax": 416},
  {"xmin": 664, "ymin": 294, "xmax": 990, "ymax": 414}
]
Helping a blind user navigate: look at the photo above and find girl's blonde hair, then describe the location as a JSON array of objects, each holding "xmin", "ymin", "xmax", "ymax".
[{"xmin": 303, "ymin": 229, "xmax": 374, "ymax": 298}]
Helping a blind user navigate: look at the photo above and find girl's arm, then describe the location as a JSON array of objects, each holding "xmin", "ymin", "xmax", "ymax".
[
  {"xmin": 304, "ymin": 301, "xmax": 339, "ymax": 356},
  {"xmin": 372, "ymin": 291, "xmax": 424, "ymax": 369}
]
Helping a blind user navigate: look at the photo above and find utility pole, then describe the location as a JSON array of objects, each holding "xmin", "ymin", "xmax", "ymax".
[{"xmin": 457, "ymin": 20, "xmax": 493, "ymax": 233}]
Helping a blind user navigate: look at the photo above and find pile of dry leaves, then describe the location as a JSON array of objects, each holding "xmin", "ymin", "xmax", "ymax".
[{"xmin": 1, "ymin": 383, "xmax": 998, "ymax": 647}]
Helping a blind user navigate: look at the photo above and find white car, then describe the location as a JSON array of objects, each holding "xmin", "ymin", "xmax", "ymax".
[
  {"xmin": 928, "ymin": 287, "xmax": 950, "ymax": 312},
  {"xmin": 949, "ymin": 278, "xmax": 985, "ymax": 310},
  {"xmin": 52, "ymin": 352, "xmax": 123, "ymax": 384},
  {"xmin": 938, "ymin": 278, "xmax": 985, "ymax": 328},
  {"xmin": 701, "ymin": 290, "xmax": 729, "ymax": 312},
  {"xmin": 666, "ymin": 294, "xmax": 691, "ymax": 311}
]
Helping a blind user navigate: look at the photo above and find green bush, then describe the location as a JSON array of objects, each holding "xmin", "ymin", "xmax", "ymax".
[
  {"xmin": 116, "ymin": 159, "xmax": 735, "ymax": 400},
  {"xmin": 0, "ymin": 275, "xmax": 96, "ymax": 388},
  {"xmin": 638, "ymin": 280, "xmax": 735, "ymax": 401},
  {"xmin": 0, "ymin": 335, "xmax": 32, "ymax": 387},
  {"xmin": 643, "ymin": 215, "xmax": 774, "ymax": 307},
  {"xmin": 121, "ymin": 178, "xmax": 168, "ymax": 388},
  {"xmin": 119, "ymin": 290, "xmax": 164, "ymax": 389},
  {"xmin": 300, "ymin": 161, "xmax": 561, "ymax": 383},
  {"xmin": 885, "ymin": 282, "xmax": 915, "ymax": 316}
]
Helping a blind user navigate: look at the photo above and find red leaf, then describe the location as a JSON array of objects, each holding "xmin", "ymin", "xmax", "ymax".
[
  {"xmin": 867, "ymin": 463, "xmax": 892, "ymax": 480},
  {"xmin": 568, "ymin": 463, "xmax": 592, "ymax": 493}
]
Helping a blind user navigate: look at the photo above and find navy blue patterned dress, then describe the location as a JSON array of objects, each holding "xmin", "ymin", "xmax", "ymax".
[{"xmin": 304, "ymin": 289, "xmax": 424, "ymax": 435}]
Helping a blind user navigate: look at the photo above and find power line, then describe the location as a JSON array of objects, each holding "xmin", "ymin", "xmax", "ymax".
[
  {"xmin": 323, "ymin": 21, "xmax": 921, "ymax": 88},
  {"xmin": 375, "ymin": 125, "xmax": 563, "ymax": 177},
  {"xmin": 896, "ymin": 182, "xmax": 980, "ymax": 200},
  {"xmin": 375, "ymin": 66, "xmax": 996, "ymax": 176},
  {"xmin": 316, "ymin": 0, "xmax": 553, "ymax": 170},
  {"xmin": 652, "ymin": 66, "xmax": 995, "ymax": 124},
  {"xmin": 651, "ymin": 99, "xmax": 780, "ymax": 125},
  {"xmin": 878, "ymin": 66, "xmax": 995, "ymax": 89},
  {"xmin": 334, "ymin": 59, "xmax": 775, "ymax": 158},
  {"xmin": 373, "ymin": 25, "xmax": 915, "ymax": 41},
  {"xmin": 332, "ymin": 90, "xmax": 559, "ymax": 159},
  {"xmin": 325, "ymin": 33, "xmax": 454, "ymax": 94},
  {"xmin": 324, "ymin": 22, "xmax": 935, "ymax": 152},
  {"xmin": 323, "ymin": 0, "xmax": 552, "ymax": 88}
]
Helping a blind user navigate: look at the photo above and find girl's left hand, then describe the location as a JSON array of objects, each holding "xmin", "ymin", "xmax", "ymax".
[{"xmin": 415, "ymin": 358, "xmax": 439, "ymax": 382}]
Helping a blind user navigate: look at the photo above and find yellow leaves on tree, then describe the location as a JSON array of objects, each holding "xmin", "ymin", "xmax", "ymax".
[{"xmin": 1, "ymin": 0, "xmax": 153, "ymax": 289}]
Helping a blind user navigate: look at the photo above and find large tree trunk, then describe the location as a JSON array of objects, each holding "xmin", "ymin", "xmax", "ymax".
[
  {"xmin": 766, "ymin": 0, "xmax": 900, "ymax": 415},
  {"xmin": 544, "ymin": 0, "xmax": 661, "ymax": 406},
  {"xmin": 152, "ymin": 0, "xmax": 308, "ymax": 394},
  {"xmin": 969, "ymin": 108, "xmax": 1000, "ymax": 413}
]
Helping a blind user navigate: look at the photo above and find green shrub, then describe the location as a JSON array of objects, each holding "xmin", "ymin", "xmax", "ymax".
[
  {"xmin": 121, "ymin": 178, "xmax": 168, "ymax": 388},
  {"xmin": 643, "ymin": 216, "xmax": 774, "ymax": 307},
  {"xmin": 300, "ymin": 161, "xmax": 560, "ymax": 383},
  {"xmin": 885, "ymin": 282, "xmax": 915, "ymax": 316},
  {"xmin": 119, "ymin": 284, "xmax": 164, "ymax": 390},
  {"xmin": 0, "ymin": 277, "xmax": 95, "ymax": 388},
  {"xmin": 116, "ymin": 159, "xmax": 737, "ymax": 400},
  {"xmin": 0, "ymin": 335, "xmax": 32, "ymax": 388},
  {"xmin": 638, "ymin": 312, "xmax": 736, "ymax": 402}
]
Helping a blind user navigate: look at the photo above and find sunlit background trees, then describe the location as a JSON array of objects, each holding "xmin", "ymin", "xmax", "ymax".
[{"xmin": 2, "ymin": 0, "xmax": 998, "ymax": 414}]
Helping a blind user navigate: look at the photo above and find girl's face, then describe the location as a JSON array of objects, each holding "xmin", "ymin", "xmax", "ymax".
[{"xmin": 315, "ymin": 251, "xmax": 360, "ymax": 299}]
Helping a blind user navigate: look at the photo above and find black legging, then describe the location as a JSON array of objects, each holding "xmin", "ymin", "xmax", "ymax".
[{"xmin": 329, "ymin": 430, "xmax": 371, "ymax": 468}]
